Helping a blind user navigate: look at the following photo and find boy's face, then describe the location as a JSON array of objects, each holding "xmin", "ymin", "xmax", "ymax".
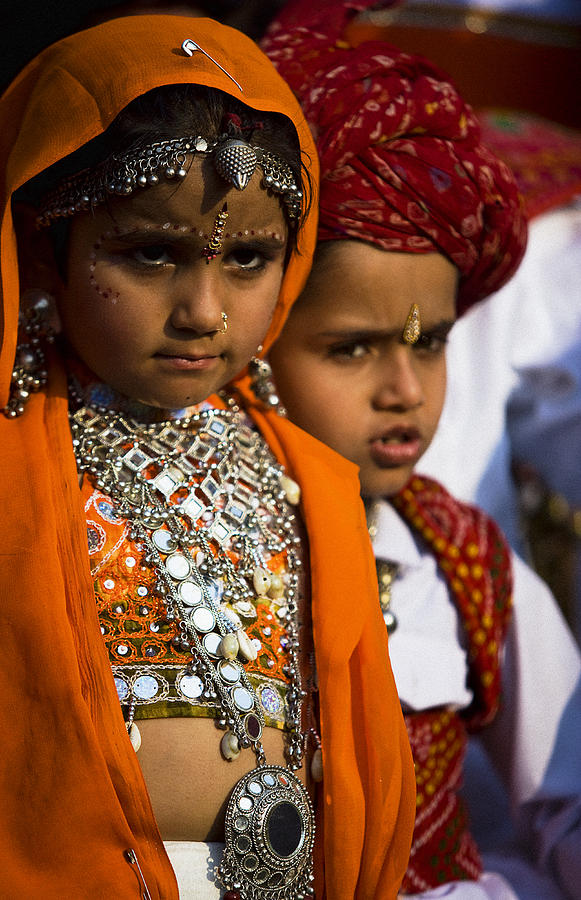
[
  {"xmin": 52, "ymin": 159, "xmax": 287, "ymax": 409},
  {"xmin": 270, "ymin": 241, "xmax": 457, "ymax": 498}
]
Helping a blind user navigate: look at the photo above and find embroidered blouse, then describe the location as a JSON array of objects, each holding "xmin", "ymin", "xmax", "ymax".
[{"xmin": 78, "ymin": 399, "xmax": 306, "ymax": 734}]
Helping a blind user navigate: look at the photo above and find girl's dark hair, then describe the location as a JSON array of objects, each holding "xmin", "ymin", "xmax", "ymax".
[{"xmin": 18, "ymin": 83, "xmax": 312, "ymax": 266}]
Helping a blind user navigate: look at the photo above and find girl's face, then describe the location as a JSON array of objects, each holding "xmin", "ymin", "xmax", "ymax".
[
  {"xmin": 52, "ymin": 159, "xmax": 287, "ymax": 409},
  {"xmin": 270, "ymin": 242, "xmax": 458, "ymax": 498}
]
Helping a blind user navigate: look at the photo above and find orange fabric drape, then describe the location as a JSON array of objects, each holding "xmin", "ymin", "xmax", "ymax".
[{"xmin": 0, "ymin": 16, "xmax": 414, "ymax": 898}]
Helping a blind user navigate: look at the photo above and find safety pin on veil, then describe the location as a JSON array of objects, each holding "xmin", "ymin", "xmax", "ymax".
[{"xmin": 181, "ymin": 39, "xmax": 243, "ymax": 93}]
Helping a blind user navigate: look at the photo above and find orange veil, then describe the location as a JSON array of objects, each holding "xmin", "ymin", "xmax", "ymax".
[{"xmin": 0, "ymin": 16, "xmax": 414, "ymax": 898}]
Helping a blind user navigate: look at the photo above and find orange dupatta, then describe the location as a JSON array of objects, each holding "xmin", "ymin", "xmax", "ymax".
[{"xmin": 0, "ymin": 16, "xmax": 414, "ymax": 898}]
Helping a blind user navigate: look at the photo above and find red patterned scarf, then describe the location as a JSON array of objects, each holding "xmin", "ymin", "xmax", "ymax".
[
  {"xmin": 392, "ymin": 475, "xmax": 513, "ymax": 889},
  {"xmin": 394, "ymin": 474, "xmax": 513, "ymax": 728}
]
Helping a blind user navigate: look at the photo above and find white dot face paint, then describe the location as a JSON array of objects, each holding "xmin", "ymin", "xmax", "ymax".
[{"xmin": 54, "ymin": 159, "xmax": 287, "ymax": 411}]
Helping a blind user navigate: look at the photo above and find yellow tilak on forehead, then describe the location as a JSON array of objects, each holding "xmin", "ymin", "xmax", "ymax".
[{"xmin": 403, "ymin": 303, "xmax": 421, "ymax": 344}]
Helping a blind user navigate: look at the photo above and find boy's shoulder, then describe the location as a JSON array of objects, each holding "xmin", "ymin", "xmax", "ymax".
[
  {"xmin": 393, "ymin": 474, "xmax": 513, "ymax": 729},
  {"xmin": 392, "ymin": 472, "xmax": 513, "ymax": 634},
  {"xmin": 393, "ymin": 473, "xmax": 508, "ymax": 555}
]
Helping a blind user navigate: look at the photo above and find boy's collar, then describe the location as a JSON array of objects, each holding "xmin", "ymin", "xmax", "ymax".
[{"xmin": 365, "ymin": 495, "xmax": 424, "ymax": 569}]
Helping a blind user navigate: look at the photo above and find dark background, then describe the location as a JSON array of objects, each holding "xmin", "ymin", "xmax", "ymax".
[
  {"xmin": 1, "ymin": 0, "xmax": 286, "ymax": 93},
  {"xmin": 3, "ymin": 1, "xmax": 580, "ymax": 127}
]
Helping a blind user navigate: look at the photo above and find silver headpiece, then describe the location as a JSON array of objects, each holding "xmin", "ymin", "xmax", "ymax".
[{"xmin": 37, "ymin": 136, "xmax": 303, "ymax": 227}]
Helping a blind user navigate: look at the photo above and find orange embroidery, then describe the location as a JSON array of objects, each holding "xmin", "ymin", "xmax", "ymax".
[{"xmin": 84, "ymin": 482, "xmax": 293, "ymax": 728}]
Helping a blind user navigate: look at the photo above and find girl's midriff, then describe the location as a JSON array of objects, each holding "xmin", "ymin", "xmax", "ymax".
[{"xmin": 137, "ymin": 718, "xmax": 308, "ymax": 841}]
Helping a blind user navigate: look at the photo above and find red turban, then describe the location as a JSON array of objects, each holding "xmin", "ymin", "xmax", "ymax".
[{"xmin": 263, "ymin": 0, "xmax": 528, "ymax": 313}]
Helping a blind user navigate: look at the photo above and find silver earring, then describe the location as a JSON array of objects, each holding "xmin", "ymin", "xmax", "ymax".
[
  {"xmin": 248, "ymin": 357, "xmax": 286, "ymax": 416},
  {"xmin": 3, "ymin": 290, "xmax": 56, "ymax": 418}
]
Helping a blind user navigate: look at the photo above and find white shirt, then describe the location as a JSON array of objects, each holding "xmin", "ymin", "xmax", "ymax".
[
  {"xmin": 373, "ymin": 499, "xmax": 581, "ymax": 899},
  {"xmin": 420, "ymin": 203, "xmax": 581, "ymax": 562}
]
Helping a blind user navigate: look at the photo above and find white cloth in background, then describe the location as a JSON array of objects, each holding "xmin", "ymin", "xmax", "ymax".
[
  {"xmin": 420, "ymin": 204, "xmax": 581, "ymax": 582},
  {"xmin": 406, "ymin": 0, "xmax": 581, "ymax": 23},
  {"xmin": 163, "ymin": 841, "xmax": 224, "ymax": 899},
  {"xmin": 373, "ymin": 499, "xmax": 581, "ymax": 899},
  {"xmin": 402, "ymin": 875, "xmax": 519, "ymax": 900}
]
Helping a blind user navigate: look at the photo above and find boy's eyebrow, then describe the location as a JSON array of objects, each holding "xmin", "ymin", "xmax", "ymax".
[
  {"xmin": 318, "ymin": 327, "xmax": 399, "ymax": 340},
  {"xmin": 317, "ymin": 319, "xmax": 456, "ymax": 340},
  {"xmin": 420, "ymin": 319, "xmax": 456, "ymax": 335}
]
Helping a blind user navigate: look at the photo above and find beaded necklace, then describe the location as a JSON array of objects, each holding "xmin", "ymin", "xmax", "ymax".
[{"xmin": 69, "ymin": 386, "xmax": 315, "ymax": 900}]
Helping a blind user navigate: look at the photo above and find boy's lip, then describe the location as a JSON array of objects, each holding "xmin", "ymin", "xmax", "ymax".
[{"xmin": 369, "ymin": 425, "xmax": 422, "ymax": 468}]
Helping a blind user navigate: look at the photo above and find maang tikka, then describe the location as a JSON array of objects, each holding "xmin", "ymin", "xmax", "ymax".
[{"xmin": 3, "ymin": 290, "xmax": 56, "ymax": 418}]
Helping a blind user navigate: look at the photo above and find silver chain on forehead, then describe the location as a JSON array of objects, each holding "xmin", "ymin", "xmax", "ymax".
[{"xmin": 36, "ymin": 135, "xmax": 303, "ymax": 227}]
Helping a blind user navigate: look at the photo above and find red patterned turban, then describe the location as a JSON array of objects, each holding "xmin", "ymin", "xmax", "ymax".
[{"xmin": 263, "ymin": 0, "xmax": 528, "ymax": 313}]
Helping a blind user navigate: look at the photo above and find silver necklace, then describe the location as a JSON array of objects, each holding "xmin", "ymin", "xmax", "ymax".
[
  {"xmin": 366, "ymin": 499, "xmax": 399, "ymax": 634},
  {"xmin": 70, "ymin": 396, "xmax": 315, "ymax": 899}
]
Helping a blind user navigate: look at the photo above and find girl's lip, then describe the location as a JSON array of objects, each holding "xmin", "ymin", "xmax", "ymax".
[
  {"xmin": 369, "ymin": 426, "xmax": 422, "ymax": 468},
  {"xmin": 155, "ymin": 353, "xmax": 220, "ymax": 371}
]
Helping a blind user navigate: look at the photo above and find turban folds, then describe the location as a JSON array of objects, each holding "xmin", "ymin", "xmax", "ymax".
[{"xmin": 263, "ymin": 0, "xmax": 527, "ymax": 312}]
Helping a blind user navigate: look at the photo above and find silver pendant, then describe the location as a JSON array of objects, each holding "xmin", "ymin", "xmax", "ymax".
[
  {"xmin": 217, "ymin": 765, "xmax": 315, "ymax": 899},
  {"xmin": 214, "ymin": 139, "xmax": 258, "ymax": 191}
]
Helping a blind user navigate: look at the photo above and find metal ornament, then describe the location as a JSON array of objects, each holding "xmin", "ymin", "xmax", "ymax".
[
  {"xmin": 218, "ymin": 765, "xmax": 315, "ymax": 899},
  {"xmin": 37, "ymin": 138, "xmax": 302, "ymax": 227},
  {"xmin": 376, "ymin": 560, "xmax": 398, "ymax": 634},
  {"xmin": 3, "ymin": 291, "xmax": 55, "ymax": 418},
  {"xmin": 218, "ymin": 312, "xmax": 229, "ymax": 334},
  {"xmin": 403, "ymin": 303, "xmax": 421, "ymax": 345},
  {"xmin": 69, "ymin": 396, "xmax": 313, "ymax": 898},
  {"xmin": 366, "ymin": 499, "xmax": 398, "ymax": 634},
  {"xmin": 248, "ymin": 358, "xmax": 286, "ymax": 417},
  {"xmin": 181, "ymin": 39, "xmax": 243, "ymax": 93},
  {"xmin": 202, "ymin": 203, "xmax": 229, "ymax": 262},
  {"xmin": 215, "ymin": 140, "xmax": 258, "ymax": 191}
]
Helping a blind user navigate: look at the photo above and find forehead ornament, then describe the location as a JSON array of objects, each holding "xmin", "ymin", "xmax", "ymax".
[
  {"xmin": 403, "ymin": 303, "xmax": 421, "ymax": 345},
  {"xmin": 37, "ymin": 138, "xmax": 302, "ymax": 227},
  {"xmin": 202, "ymin": 203, "xmax": 229, "ymax": 263},
  {"xmin": 215, "ymin": 140, "xmax": 258, "ymax": 191}
]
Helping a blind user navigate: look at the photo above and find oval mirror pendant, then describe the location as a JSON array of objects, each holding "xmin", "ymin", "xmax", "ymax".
[{"xmin": 217, "ymin": 765, "xmax": 315, "ymax": 898}]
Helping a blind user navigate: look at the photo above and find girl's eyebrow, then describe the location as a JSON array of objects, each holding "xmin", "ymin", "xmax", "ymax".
[
  {"xmin": 104, "ymin": 228, "xmax": 196, "ymax": 243},
  {"xmin": 101, "ymin": 226, "xmax": 287, "ymax": 247}
]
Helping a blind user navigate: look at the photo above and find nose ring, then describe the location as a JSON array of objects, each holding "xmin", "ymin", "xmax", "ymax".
[{"xmin": 218, "ymin": 312, "xmax": 228, "ymax": 334}]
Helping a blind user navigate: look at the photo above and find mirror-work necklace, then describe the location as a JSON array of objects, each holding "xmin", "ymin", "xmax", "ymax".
[{"xmin": 70, "ymin": 395, "xmax": 315, "ymax": 899}]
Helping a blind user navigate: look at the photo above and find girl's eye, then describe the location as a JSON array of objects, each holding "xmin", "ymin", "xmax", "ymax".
[
  {"xmin": 226, "ymin": 247, "xmax": 266, "ymax": 270},
  {"xmin": 132, "ymin": 244, "xmax": 172, "ymax": 266},
  {"xmin": 329, "ymin": 341, "xmax": 371, "ymax": 360}
]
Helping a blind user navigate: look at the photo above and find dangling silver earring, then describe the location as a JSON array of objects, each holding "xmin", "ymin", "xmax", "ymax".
[
  {"xmin": 248, "ymin": 357, "xmax": 286, "ymax": 416},
  {"xmin": 3, "ymin": 290, "xmax": 56, "ymax": 418}
]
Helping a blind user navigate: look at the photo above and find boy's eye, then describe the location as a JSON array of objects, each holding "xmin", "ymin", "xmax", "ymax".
[
  {"xmin": 414, "ymin": 333, "xmax": 448, "ymax": 354},
  {"xmin": 132, "ymin": 244, "xmax": 172, "ymax": 266}
]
